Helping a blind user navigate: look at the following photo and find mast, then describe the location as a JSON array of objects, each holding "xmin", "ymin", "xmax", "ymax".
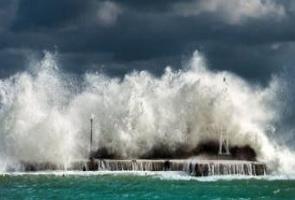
[
  {"xmin": 218, "ymin": 77, "xmax": 230, "ymax": 156},
  {"xmin": 90, "ymin": 115, "xmax": 94, "ymax": 158}
]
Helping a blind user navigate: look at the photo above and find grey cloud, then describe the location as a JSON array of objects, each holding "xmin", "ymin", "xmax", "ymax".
[
  {"xmin": 173, "ymin": 0, "xmax": 286, "ymax": 24},
  {"xmin": 0, "ymin": 0, "xmax": 294, "ymax": 84}
]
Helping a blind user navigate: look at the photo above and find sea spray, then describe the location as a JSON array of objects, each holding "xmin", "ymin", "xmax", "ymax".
[{"xmin": 0, "ymin": 50, "xmax": 294, "ymax": 174}]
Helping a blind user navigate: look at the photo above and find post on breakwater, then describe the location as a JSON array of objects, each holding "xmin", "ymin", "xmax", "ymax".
[{"xmin": 89, "ymin": 115, "xmax": 94, "ymax": 159}]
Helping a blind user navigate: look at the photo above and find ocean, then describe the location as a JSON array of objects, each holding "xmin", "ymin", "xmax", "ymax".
[{"xmin": 0, "ymin": 172, "xmax": 294, "ymax": 200}]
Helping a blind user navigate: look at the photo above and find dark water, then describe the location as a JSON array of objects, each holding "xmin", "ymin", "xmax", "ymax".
[{"xmin": 0, "ymin": 172, "xmax": 294, "ymax": 200}]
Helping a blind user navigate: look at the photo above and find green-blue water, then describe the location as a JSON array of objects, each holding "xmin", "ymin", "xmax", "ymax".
[{"xmin": 0, "ymin": 173, "xmax": 294, "ymax": 200}]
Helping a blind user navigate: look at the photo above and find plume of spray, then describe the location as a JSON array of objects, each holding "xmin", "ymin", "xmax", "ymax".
[{"xmin": 0, "ymin": 50, "xmax": 294, "ymax": 174}]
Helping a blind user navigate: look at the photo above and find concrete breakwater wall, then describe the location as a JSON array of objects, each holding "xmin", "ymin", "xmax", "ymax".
[{"xmin": 18, "ymin": 159, "xmax": 267, "ymax": 176}]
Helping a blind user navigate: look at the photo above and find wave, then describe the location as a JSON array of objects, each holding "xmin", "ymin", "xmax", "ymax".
[{"xmin": 0, "ymin": 50, "xmax": 294, "ymax": 174}]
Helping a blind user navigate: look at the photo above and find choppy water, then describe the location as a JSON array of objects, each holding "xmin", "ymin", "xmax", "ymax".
[{"xmin": 0, "ymin": 172, "xmax": 294, "ymax": 200}]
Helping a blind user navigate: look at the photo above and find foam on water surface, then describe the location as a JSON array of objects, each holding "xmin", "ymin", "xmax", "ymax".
[{"xmin": 1, "ymin": 170, "xmax": 295, "ymax": 182}]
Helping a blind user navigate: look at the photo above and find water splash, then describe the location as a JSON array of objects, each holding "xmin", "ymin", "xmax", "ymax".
[{"xmin": 0, "ymin": 50, "xmax": 294, "ymax": 174}]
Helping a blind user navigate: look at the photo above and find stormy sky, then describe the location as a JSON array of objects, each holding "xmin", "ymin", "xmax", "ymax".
[{"xmin": 1, "ymin": 0, "xmax": 295, "ymax": 83}]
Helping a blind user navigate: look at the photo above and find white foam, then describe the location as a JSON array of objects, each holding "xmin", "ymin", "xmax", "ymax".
[
  {"xmin": 1, "ymin": 170, "xmax": 295, "ymax": 182},
  {"xmin": 0, "ymin": 51, "xmax": 294, "ymax": 174}
]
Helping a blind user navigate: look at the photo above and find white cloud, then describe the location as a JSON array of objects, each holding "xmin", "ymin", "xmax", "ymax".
[
  {"xmin": 271, "ymin": 43, "xmax": 281, "ymax": 50},
  {"xmin": 97, "ymin": 1, "xmax": 122, "ymax": 26},
  {"xmin": 173, "ymin": 0, "xmax": 286, "ymax": 24}
]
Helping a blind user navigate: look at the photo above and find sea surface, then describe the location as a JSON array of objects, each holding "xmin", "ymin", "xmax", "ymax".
[{"xmin": 0, "ymin": 171, "xmax": 294, "ymax": 200}]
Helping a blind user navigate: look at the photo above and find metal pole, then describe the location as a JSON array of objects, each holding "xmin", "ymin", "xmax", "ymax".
[
  {"xmin": 90, "ymin": 117, "xmax": 93, "ymax": 158},
  {"xmin": 225, "ymin": 130, "xmax": 230, "ymax": 155}
]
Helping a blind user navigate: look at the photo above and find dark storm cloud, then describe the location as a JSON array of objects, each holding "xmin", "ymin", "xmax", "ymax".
[
  {"xmin": 11, "ymin": 0, "xmax": 90, "ymax": 31},
  {"xmin": 0, "ymin": 0, "xmax": 295, "ymax": 83}
]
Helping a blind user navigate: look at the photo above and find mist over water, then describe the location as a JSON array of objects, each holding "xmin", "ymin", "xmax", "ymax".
[{"xmin": 0, "ymin": 50, "xmax": 294, "ymax": 174}]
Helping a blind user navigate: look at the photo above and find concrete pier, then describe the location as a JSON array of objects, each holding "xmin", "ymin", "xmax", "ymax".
[{"xmin": 17, "ymin": 159, "xmax": 267, "ymax": 176}]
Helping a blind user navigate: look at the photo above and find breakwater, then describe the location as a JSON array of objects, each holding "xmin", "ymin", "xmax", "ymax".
[{"xmin": 17, "ymin": 159, "xmax": 267, "ymax": 176}]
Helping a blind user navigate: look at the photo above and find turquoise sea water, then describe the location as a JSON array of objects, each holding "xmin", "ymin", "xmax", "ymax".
[{"xmin": 0, "ymin": 172, "xmax": 294, "ymax": 200}]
